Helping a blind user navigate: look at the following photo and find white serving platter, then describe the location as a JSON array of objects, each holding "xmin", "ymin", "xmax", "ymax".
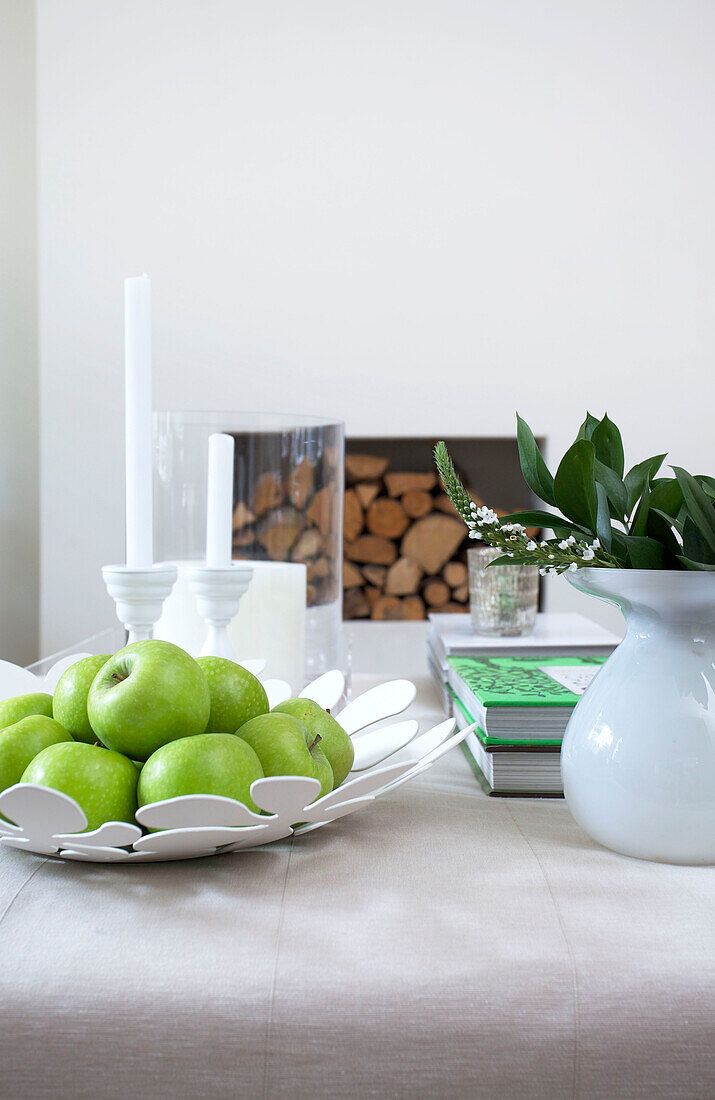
[{"xmin": 0, "ymin": 656, "xmax": 473, "ymax": 863}]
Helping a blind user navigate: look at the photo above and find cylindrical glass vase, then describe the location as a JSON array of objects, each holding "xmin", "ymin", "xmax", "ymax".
[
  {"xmin": 153, "ymin": 411, "xmax": 345, "ymax": 687},
  {"xmin": 468, "ymin": 546, "xmax": 539, "ymax": 636}
]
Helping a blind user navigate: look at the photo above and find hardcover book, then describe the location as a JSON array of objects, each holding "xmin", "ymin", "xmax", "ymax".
[
  {"xmin": 452, "ymin": 692, "xmax": 563, "ymax": 796},
  {"xmin": 446, "ymin": 653, "xmax": 607, "ymax": 739},
  {"xmin": 428, "ymin": 612, "xmax": 619, "ymax": 669}
]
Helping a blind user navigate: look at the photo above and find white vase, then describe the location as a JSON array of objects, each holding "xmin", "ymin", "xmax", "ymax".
[{"xmin": 562, "ymin": 568, "xmax": 715, "ymax": 865}]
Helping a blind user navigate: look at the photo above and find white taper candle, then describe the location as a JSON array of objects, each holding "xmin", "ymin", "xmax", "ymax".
[
  {"xmin": 124, "ymin": 274, "xmax": 153, "ymax": 568},
  {"xmin": 206, "ymin": 433, "xmax": 235, "ymax": 568}
]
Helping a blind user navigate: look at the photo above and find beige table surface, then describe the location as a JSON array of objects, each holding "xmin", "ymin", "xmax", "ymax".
[{"xmin": 1, "ymin": 623, "xmax": 713, "ymax": 1099}]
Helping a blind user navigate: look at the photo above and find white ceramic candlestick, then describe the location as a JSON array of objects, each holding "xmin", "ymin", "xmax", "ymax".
[
  {"xmin": 103, "ymin": 564, "xmax": 178, "ymax": 644},
  {"xmin": 187, "ymin": 564, "xmax": 253, "ymax": 660}
]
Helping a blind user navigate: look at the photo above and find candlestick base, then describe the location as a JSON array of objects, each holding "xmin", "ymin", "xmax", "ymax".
[
  {"xmin": 102, "ymin": 564, "xmax": 179, "ymax": 645},
  {"xmin": 187, "ymin": 564, "xmax": 254, "ymax": 661}
]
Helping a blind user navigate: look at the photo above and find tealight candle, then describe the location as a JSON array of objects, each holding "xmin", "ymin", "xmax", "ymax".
[
  {"xmin": 205, "ymin": 433, "xmax": 235, "ymax": 568},
  {"xmin": 124, "ymin": 275, "xmax": 153, "ymax": 568}
]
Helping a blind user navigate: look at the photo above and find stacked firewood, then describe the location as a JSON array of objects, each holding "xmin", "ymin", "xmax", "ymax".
[
  {"xmin": 342, "ymin": 453, "xmax": 475, "ymax": 621},
  {"xmin": 232, "ymin": 456, "xmax": 340, "ymax": 608}
]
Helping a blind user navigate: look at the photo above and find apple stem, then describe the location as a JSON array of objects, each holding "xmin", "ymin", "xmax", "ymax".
[{"xmin": 308, "ymin": 733, "xmax": 323, "ymax": 753}]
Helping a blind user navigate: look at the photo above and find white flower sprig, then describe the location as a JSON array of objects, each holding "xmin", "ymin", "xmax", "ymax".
[{"xmin": 434, "ymin": 442, "xmax": 620, "ymax": 574}]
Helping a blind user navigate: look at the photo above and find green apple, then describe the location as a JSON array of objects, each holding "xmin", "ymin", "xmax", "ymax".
[
  {"xmin": 138, "ymin": 733, "xmax": 264, "ymax": 813},
  {"xmin": 272, "ymin": 698, "xmax": 354, "ymax": 786},
  {"xmin": 237, "ymin": 712, "xmax": 333, "ymax": 799},
  {"xmin": 0, "ymin": 715, "xmax": 74, "ymax": 796},
  {"xmin": 87, "ymin": 640, "xmax": 211, "ymax": 761},
  {"xmin": 197, "ymin": 656, "xmax": 269, "ymax": 733},
  {"xmin": 0, "ymin": 693, "xmax": 53, "ymax": 731},
  {"xmin": 21, "ymin": 742, "xmax": 138, "ymax": 832},
  {"xmin": 53, "ymin": 654, "xmax": 111, "ymax": 743}
]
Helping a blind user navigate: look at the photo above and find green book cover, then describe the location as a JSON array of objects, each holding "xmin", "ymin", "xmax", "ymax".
[
  {"xmin": 450, "ymin": 691, "xmax": 562, "ymax": 749},
  {"xmin": 447, "ymin": 653, "xmax": 608, "ymax": 708}
]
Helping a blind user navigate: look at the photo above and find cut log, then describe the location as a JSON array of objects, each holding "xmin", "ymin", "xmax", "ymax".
[
  {"xmin": 343, "ymin": 488, "xmax": 364, "ymax": 542},
  {"xmin": 365, "ymin": 586, "xmax": 382, "ymax": 610},
  {"xmin": 292, "ymin": 528, "xmax": 322, "ymax": 561},
  {"xmin": 288, "ymin": 457, "xmax": 315, "ymax": 509},
  {"xmin": 400, "ymin": 514, "xmax": 466, "ymax": 574},
  {"xmin": 402, "ymin": 490, "xmax": 433, "ymax": 519},
  {"xmin": 441, "ymin": 602, "xmax": 464, "ymax": 613},
  {"xmin": 344, "ymin": 588, "xmax": 370, "ymax": 618},
  {"xmin": 371, "ymin": 595, "xmax": 405, "ymax": 621},
  {"xmin": 433, "ymin": 493, "xmax": 460, "ymax": 516},
  {"xmin": 453, "ymin": 582, "xmax": 469, "ymax": 603},
  {"xmin": 384, "ymin": 556, "xmax": 423, "ymax": 596},
  {"xmin": 384, "ymin": 471, "xmax": 437, "ymax": 497},
  {"xmin": 366, "ymin": 498, "xmax": 409, "ymax": 540},
  {"xmin": 345, "ymin": 454, "xmax": 389, "ymax": 483},
  {"xmin": 443, "ymin": 561, "xmax": 468, "ymax": 587},
  {"xmin": 232, "ymin": 528, "xmax": 256, "ymax": 548},
  {"xmin": 402, "ymin": 595, "xmax": 426, "ymax": 620},
  {"xmin": 233, "ymin": 500, "xmax": 255, "ymax": 530},
  {"xmin": 423, "ymin": 578, "xmax": 450, "ymax": 608},
  {"xmin": 314, "ymin": 556, "xmax": 330, "ymax": 579},
  {"xmin": 306, "ymin": 485, "xmax": 333, "ymax": 537},
  {"xmin": 253, "ymin": 472, "xmax": 285, "ymax": 516},
  {"xmin": 258, "ymin": 507, "xmax": 303, "ymax": 560},
  {"xmin": 355, "ymin": 481, "xmax": 381, "ymax": 510},
  {"xmin": 344, "ymin": 535, "xmax": 398, "ymax": 566},
  {"xmin": 362, "ymin": 564, "xmax": 386, "ymax": 589}
]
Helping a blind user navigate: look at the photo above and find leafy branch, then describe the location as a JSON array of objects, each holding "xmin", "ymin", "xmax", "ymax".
[{"xmin": 434, "ymin": 414, "xmax": 715, "ymax": 573}]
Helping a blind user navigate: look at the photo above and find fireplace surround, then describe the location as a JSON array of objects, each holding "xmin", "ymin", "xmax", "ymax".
[{"xmin": 342, "ymin": 436, "xmax": 541, "ymax": 620}]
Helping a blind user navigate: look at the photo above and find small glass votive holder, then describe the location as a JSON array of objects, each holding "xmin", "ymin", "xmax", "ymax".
[{"xmin": 468, "ymin": 546, "xmax": 539, "ymax": 636}]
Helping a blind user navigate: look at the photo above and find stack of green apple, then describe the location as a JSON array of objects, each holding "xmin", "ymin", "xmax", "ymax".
[{"xmin": 0, "ymin": 641, "xmax": 354, "ymax": 834}]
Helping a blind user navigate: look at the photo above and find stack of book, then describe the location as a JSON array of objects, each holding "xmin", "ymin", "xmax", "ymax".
[{"xmin": 428, "ymin": 613, "xmax": 620, "ymax": 797}]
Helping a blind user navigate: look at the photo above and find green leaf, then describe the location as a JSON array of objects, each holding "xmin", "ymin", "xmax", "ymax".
[
  {"xmin": 594, "ymin": 459, "xmax": 628, "ymax": 520},
  {"xmin": 623, "ymin": 454, "xmax": 667, "ymax": 515},
  {"xmin": 576, "ymin": 413, "xmax": 600, "ymax": 441},
  {"xmin": 595, "ymin": 482, "xmax": 612, "ymax": 552},
  {"xmin": 621, "ymin": 535, "xmax": 667, "ymax": 569},
  {"xmin": 630, "ymin": 482, "xmax": 650, "ymax": 537},
  {"xmin": 682, "ymin": 516, "xmax": 715, "ymax": 565},
  {"xmin": 554, "ymin": 439, "xmax": 598, "ymax": 531},
  {"xmin": 649, "ymin": 478, "xmax": 683, "ymax": 520},
  {"xmin": 497, "ymin": 509, "xmax": 589, "ymax": 535},
  {"xmin": 696, "ymin": 475, "xmax": 715, "ymax": 501},
  {"xmin": 591, "ymin": 414, "xmax": 625, "ymax": 478},
  {"xmin": 676, "ymin": 555, "xmax": 715, "ymax": 571},
  {"xmin": 515, "ymin": 415, "xmax": 556, "ymax": 506},
  {"xmin": 485, "ymin": 554, "xmax": 519, "ymax": 568},
  {"xmin": 647, "ymin": 509, "xmax": 683, "ymax": 561},
  {"xmin": 610, "ymin": 530, "xmax": 631, "ymax": 567},
  {"xmin": 673, "ymin": 466, "xmax": 715, "ymax": 557}
]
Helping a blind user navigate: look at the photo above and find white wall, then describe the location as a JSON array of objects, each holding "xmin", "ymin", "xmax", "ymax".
[
  {"xmin": 37, "ymin": 0, "xmax": 715, "ymax": 650},
  {"xmin": 0, "ymin": 0, "xmax": 38, "ymax": 665}
]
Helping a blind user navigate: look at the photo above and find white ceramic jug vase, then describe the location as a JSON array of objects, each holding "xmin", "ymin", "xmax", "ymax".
[{"xmin": 562, "ymin": 569, "xmax": 715, "ymax": 864}]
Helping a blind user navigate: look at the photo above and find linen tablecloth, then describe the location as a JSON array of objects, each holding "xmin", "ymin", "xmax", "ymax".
[{"xmin": 1, "ymin": 624, "xmax": 713, "ymax": 1098}]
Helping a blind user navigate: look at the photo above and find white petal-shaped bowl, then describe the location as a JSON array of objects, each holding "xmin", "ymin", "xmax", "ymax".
[{"xmin": 0, "ymin": 660, "xmax": 469, "ymax": 864}]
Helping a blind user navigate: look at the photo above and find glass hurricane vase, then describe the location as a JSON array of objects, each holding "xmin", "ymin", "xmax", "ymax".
[{"xmin": 153, "ymin": 411, "xmax": 344, "ymax": 687}]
